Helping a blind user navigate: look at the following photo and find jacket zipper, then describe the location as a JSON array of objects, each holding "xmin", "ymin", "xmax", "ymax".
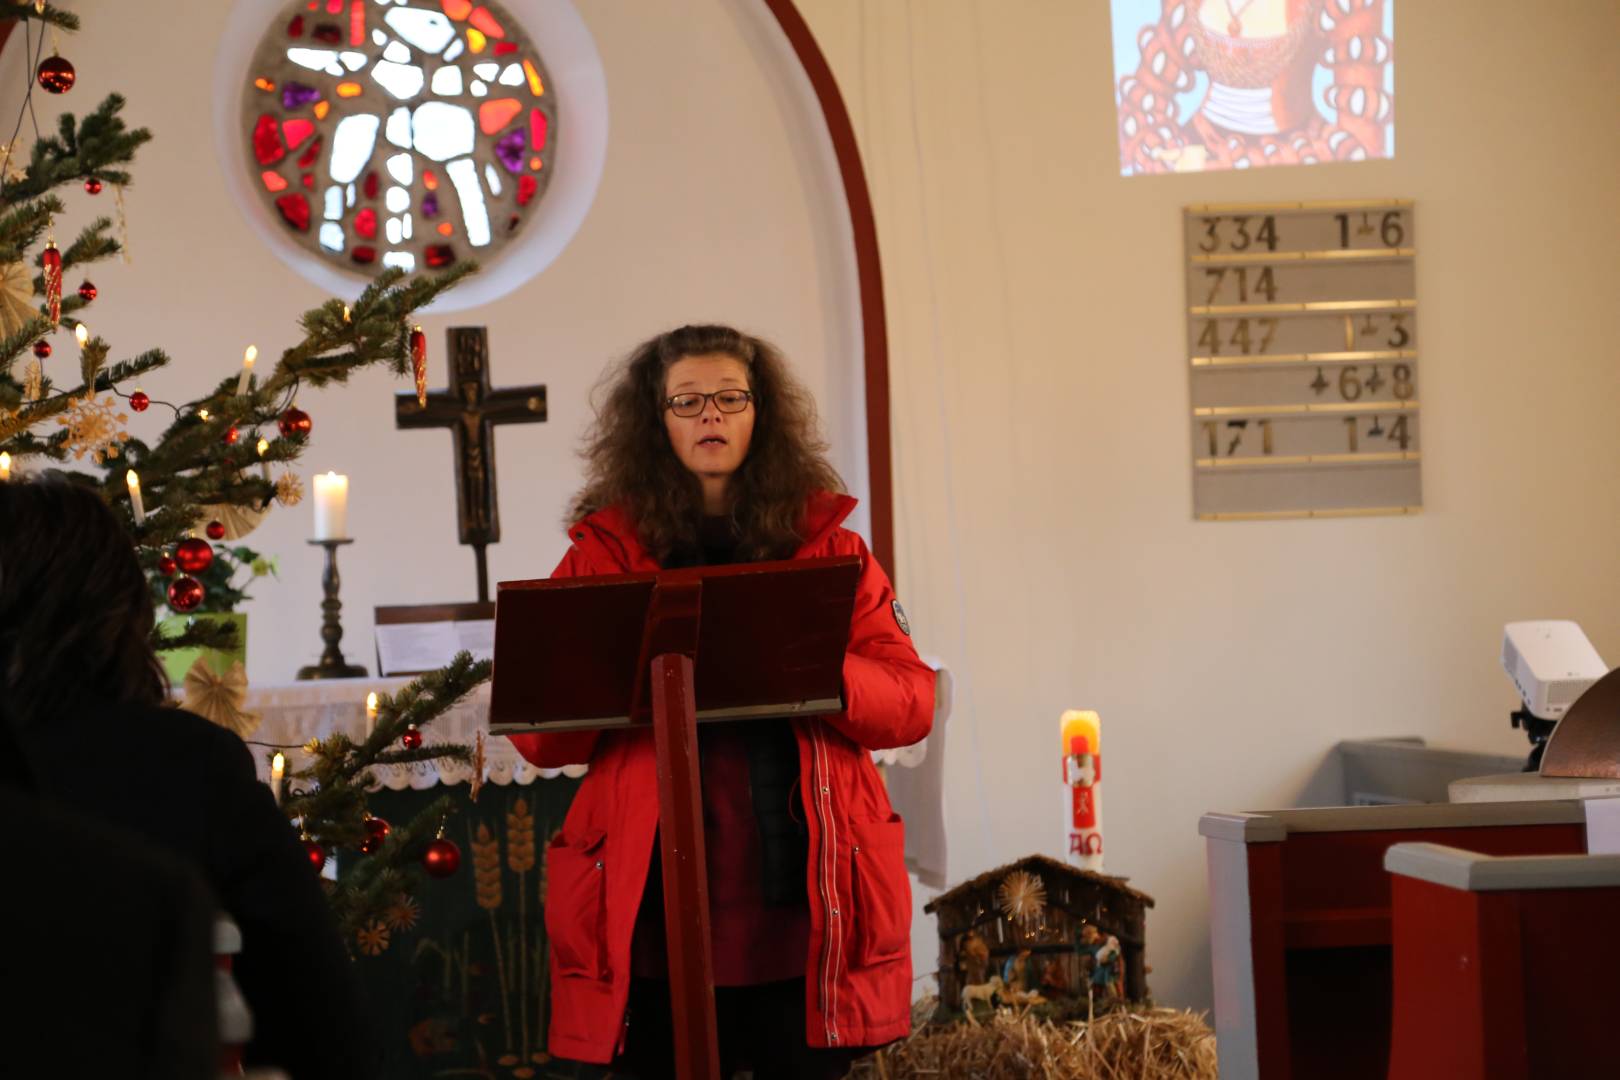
[{"xmin": 810, "ymin": 723, "xmax": 842, "ymax": 1046}]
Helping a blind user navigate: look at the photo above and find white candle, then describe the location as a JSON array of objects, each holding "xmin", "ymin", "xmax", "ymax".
[
  {"xmin": 257, "ymin": 437, "xmax": 271, "ymax": 482},
  {"xmin": 366, "ymin": 692, "xmax": 379, "ymax": 737},
  {"xmin": 312, "ymin": 472, "xmax": 348, "ymax": 540},
  {"xmin": 236, "ymin": 345, "xmax": 258, "ymax": 395},
  {"xmin": 74, "ymin": 323, "xmax": 88, "ymax": 349},
  {"xmin": 0, "ymin": 452, "xmax": 10, "ymax": 482},
  {"xmin": 270, "ymin": 752, "xmax": 286, "ymax": 806},
  {"xmin": 1061, "ymin": 710, "xmax": 1103, "ymax": 872},
  {"xmin": 125, "ymin": 469, "xmax": 145, "ymax": 526}
]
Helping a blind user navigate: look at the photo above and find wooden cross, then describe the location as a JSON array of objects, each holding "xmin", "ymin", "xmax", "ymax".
[{"xmin": 395, "ymin": 327, "xmax": 546, "ymax": 602}]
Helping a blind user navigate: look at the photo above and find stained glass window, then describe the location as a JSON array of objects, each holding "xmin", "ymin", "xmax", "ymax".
[{"xmin": 243, "ymin": 0, "xmax": 558, "ymax": 277}]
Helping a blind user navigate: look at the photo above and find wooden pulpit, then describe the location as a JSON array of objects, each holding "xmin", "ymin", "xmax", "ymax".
[{"xmin": 487, "ymin": 556, "xmax": 861, "ymax": 1080}]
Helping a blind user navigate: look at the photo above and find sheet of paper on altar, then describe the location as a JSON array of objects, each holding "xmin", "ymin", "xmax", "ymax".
[
  {"xmin": 1586, "ymin": 797, "xmax": 1620, "ymax": 855},
  {"xmin": 376, "ymin": 620, "xmax": 495, "ymax": 675}
]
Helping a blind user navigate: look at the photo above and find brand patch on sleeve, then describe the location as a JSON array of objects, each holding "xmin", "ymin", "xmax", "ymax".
[{"xmin": 891, "ymin": 599, "xmax": 911, "ymax": 636}]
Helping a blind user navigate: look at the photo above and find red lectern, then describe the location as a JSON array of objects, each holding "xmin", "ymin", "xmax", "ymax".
[{"xmin": 488, "ymin": 556, "xmax": 861, "ymax": 1080}]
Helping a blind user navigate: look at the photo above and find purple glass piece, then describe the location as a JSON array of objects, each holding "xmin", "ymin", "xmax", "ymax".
[
  {"xmin": 422, "ymin": 193, "xmax": 439, "ymax": 217},
  {"xmin": 495, "ymin": 128, "xmax": 526, "ymax": 174},
  {"xmin": 282, "ymin": 81, "xmax": 321, "ymax": 110}
]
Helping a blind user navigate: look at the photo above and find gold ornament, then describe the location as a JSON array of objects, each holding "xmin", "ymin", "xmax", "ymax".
[
  {"xmin": 469, "ymin": 729, "xmax": 486, "ymax": 803},
  {"xmin": 996, "ymin": 870, "xmax": 1047, "ymax": 928},
  {"xmin": 274, "ymin": 470, "xmax": 304, "ymax": 507},
  {"xmin": 23, "ymin": 359, "xmax": 42, "ymax": 402},
  {"xmin": 356, "ymin": 921, "xmax": 391, "ymax": 956},
  {"xmin": 0, "ymin": 262, "xmax": 36, "ymax": 337},
  {"xmin": 202, "ymin": 501, "xmax": 268, "ymax": 540},
  {"xmin": 55, "ymin": 393, "xmax": 130, "ymax": 463},
  {"xmin": 383, "ymin": 896, "xmax": 420, "ymax": 932},
  {"xmin": 181, "ymin": 657, "xmax": 260, "ymax": 738}
]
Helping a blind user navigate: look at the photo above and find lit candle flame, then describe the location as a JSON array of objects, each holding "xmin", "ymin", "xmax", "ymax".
[
  {"xmin": 237, "ymin": 345, "xmax": 258, "ymax": 394},
  {"xmin": 198, "ymin": 408, "xmax": 210, "ymax": 421},
  {"xmin": 0, "ymin": 451, "xmax": 10, "ymax": 482},
  {"xmin": 125, "ymin": 469, "xmax": 145, "ymax": 525},
  {"xmin": 74, "ymin": 323, "xmax": 88, "ymax": 347},
  {"xmin": 270, "ymin": 752, "xmax": 286, "ymax": 806}
]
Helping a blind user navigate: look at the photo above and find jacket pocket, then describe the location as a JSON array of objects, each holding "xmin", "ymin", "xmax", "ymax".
[
  {"xmin": 850, "ymin": 814, "xmax": 910, "ymax": 967},
  {"xmin": 544, "ymin": 827, "xmax": 609, "ymax": 980}
]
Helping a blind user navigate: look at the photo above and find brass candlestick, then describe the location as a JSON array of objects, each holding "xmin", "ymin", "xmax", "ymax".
[{"xmin": 296, "ymin": 538, "xmax": 368, "ymax": 680}]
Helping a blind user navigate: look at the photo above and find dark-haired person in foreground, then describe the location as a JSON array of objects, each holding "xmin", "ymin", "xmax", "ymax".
[
  {"xmin": 508, "ymin": 325, "xmax": 933, "ymax": 1078},
  {"xmin": 0, "ymin": 480, "xmax": 378, "ymax": 1078}
]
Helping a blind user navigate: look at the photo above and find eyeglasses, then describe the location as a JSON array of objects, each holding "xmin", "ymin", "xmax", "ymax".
[{"xmin": 664, "ymin": 389, "xmax": 754, "ymax": 418}]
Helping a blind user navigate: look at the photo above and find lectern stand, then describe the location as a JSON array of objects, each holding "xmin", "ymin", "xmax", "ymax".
[{"xmin": 489, "ymin": 556, "xmax": 861, "ymax": 1080}]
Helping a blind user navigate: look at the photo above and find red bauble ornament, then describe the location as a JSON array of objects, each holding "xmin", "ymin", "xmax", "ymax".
[
  {"xmin": 278, "ymin": 406, "xmax": 312, "ymax": 439},
  {"xmin": 32, "ymin": 339, "xmax": 50, "ymax": 359},
  {"xmin": 41, "ymin": 242, "xmax": 61, "ymax": 326},
  {"xmin": 303, "ymin": 838, "xmax": 328, "ymax": 871},
  {"xmin": 409, "ymin": 325, "xmax": 428, "ymax": 407},
  {"xmin": 400, "ymin": 724, "xmax": 423, "ymax": 750},
  {"xmin": 360, "ymin": 815, "xmax": 391, "ymax": 855},
  {"xmin": 422, "ymin": 837, "xmax": 461, "ymax": 878},
  {"xmin": 223, "ymin": 424, "xmax": 240, "ymax": 446},
  {"xmin": 77, "ymin": 280, "xmax": 96, "ymax": 302},
  {"xmin": 205, "ymin": 520, "xmax": 226, "ymax": 541},
  {"xmin": 167, "ymin": 575, "xmax": 205, "ymax": 613},
  {"xmin": 157, "ymin": 555, "xmax": 178, "ymax": 577},
  {"xmin": 174, "ymin": 537, "xmax": 214, "ymax": 575},
  {"xmin": 84, "ymin": 177, "xmax": 102, "ymax": 195},
  {"xmin": 36, "ymin": 55, "xmax": 75, "ymax": 95},
  {"xmin": 129, "ymin": 390, "xmax": 149, "ymax": 412}
]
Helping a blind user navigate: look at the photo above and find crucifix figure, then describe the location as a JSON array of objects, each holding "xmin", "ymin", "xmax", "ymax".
[{"xmin": 395, "ymin": 326, "xmax": 546, "ymax": 602}]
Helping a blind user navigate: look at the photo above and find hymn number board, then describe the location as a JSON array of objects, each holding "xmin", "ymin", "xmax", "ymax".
[{"xmin": 1184, "ymin": 200, "xmax": 1421, "ymax": 520}]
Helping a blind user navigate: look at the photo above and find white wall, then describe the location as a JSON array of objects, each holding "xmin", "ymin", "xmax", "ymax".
[
  {"xmin": 798, "ymin": 0, "xmax": 1620, "ymax": 1012},
  {"xmin": 0, "ymin": 0, "xmax": 868, "ymax": 676}
]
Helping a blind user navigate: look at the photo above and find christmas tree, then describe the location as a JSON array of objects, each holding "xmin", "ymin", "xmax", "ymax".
[{"xmin": 0, "ymin": 5, "xmax": 493, "ymax": 947}]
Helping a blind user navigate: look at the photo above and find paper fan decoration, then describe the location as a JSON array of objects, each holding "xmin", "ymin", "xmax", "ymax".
[
  {"xmin": 182, "ymin": 657, "xmax": 260, "ymax": 738},
  {"xmin": 203, "ymin": 501, "xmax": 268, "ymax": 540},
  {"xmin": 0, "ymin": 262, "xmax": 37, "ymax": 337},
  {"xmin": 996, "ymin": 870, "xmax": 1047, "ymax": 927}
]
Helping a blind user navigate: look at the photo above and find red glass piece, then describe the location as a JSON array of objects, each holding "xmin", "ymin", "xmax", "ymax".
[
  {"xmin": 442, "ymin": 0, "xmax": 473, "ymax": 21},
  {"xmin": 313, "ymin": 23, "xmax": 341, "ymax": 44},
  {"xmin": 282, "ymin": 118, "xmax": 316, "ymax": 151},
  {"xmin": 261, "ymin": 170, "xmax": 289, "ymax": 193},
  {"xmin": 507, "ymin": 213, "xmax": 520, "ymax": 232},
  {"xmin": 252, "ymin": 114, "xmax": 286, "ymax": 166},
  {"xmin": 469, "ymin": 6, "xmax": 505, "ymax": 38},
  {"xmin": 529, "ymin": 108, "xmax": 547, "ymax": 151},
  {"xmin": 297, "ymin": 135, "xmax": 323, "ymax": 169},
  {"xmin": 424, "ymin": 244, "xmax": 456, "ymax": 269},
  {"xmin": 278, "ymin": 407, "xmax": 313, "ymax": 439},
  {"xmin": 494, "ymin": 41, "xmax": 518, "ymax": 55},
  {"xmin": 288, "ymin": 13, "xmax": 305, "ymax": 37},
  {"xmin": 516, "ymin": 173, "xmax": 537, "ymax": 206},
  {"xmin": 350, "ymin": 0, "xmax": 366, "ymax": 46},
  {"xmin": 423, "ymin": 169, "xmax": 438, "ymax": 191},
  {"xmin": 301, "ymin": 173, "xmax": 314, "ymax": 189},
  {"xmin": 479, "ymin": 98, "xmax": 522, "ymax": 135},
  {"xmin": 275, "ymin": 193, "xmax": 311, "ymax": 232},
  {"xmin": 354, "ymin": 207, "xmax": 379, "ymax": 239},
  {"xmin": 363, "ymin": 171, "xmax": 379, "ymax": 200},
  {"xmin": 351, "ymin": 245, "xmax": 376, "ymax": 264},
  {"xmin": 326, "ymin": 0, "xmax": 343, "ymax": 12}
]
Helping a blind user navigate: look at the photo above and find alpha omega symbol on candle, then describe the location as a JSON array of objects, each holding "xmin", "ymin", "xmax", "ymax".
[{"xmin": 1061, "ymin": 710, "xmax": 1103, "ymax": 872}]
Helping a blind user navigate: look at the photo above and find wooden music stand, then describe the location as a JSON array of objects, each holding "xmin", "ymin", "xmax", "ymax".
[{"xmin": 488, "ymin": 556, "xmax": 861, "ymax": 1080}]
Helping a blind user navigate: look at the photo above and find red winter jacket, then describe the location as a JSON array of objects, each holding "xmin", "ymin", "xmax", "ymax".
[{"xmin": 506, "ymin": 492, "xmax": 933, "ymax": 1064}]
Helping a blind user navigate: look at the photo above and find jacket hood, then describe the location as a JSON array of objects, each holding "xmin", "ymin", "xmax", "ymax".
[{"xmin": 566, "ymin": 491, "xmax": 858, "ymax": 566}]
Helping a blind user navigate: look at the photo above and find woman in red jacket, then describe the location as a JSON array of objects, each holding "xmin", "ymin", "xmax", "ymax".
[{"xmin": 507, "ymin": 324, "xmax": 932, "ymax": 1077}]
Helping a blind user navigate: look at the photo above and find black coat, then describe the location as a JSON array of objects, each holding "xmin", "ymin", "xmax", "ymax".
[{"xmin": 16, "ymin": 700, "xmax": 379, "ymax": 1079}]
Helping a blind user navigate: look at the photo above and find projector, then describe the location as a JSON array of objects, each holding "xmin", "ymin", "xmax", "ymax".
[{"xmin": 1502, "ymin": 621, "xmax": 1607, "ymax": 720}]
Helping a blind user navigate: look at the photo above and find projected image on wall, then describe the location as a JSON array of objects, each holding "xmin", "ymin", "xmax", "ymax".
[{"xmin": 1113, "ymin": 0, "xmax": 1394, "ymax": 176}]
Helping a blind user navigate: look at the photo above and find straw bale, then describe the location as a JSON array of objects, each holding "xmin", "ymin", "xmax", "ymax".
[{"xmin": 848, "ymin": 1001, "xmax": 1217, "ymax": 1080}]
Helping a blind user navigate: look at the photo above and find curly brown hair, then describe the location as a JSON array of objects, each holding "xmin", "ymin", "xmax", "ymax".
[{"xmin": 570, "ymin": 324, "xmax": 844, "ymax": 564}]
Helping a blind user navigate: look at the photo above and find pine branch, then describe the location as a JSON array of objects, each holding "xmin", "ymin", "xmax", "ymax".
[{"xmin": 150, "ymin": 618, "xmax": 241, "ymax": 654}]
